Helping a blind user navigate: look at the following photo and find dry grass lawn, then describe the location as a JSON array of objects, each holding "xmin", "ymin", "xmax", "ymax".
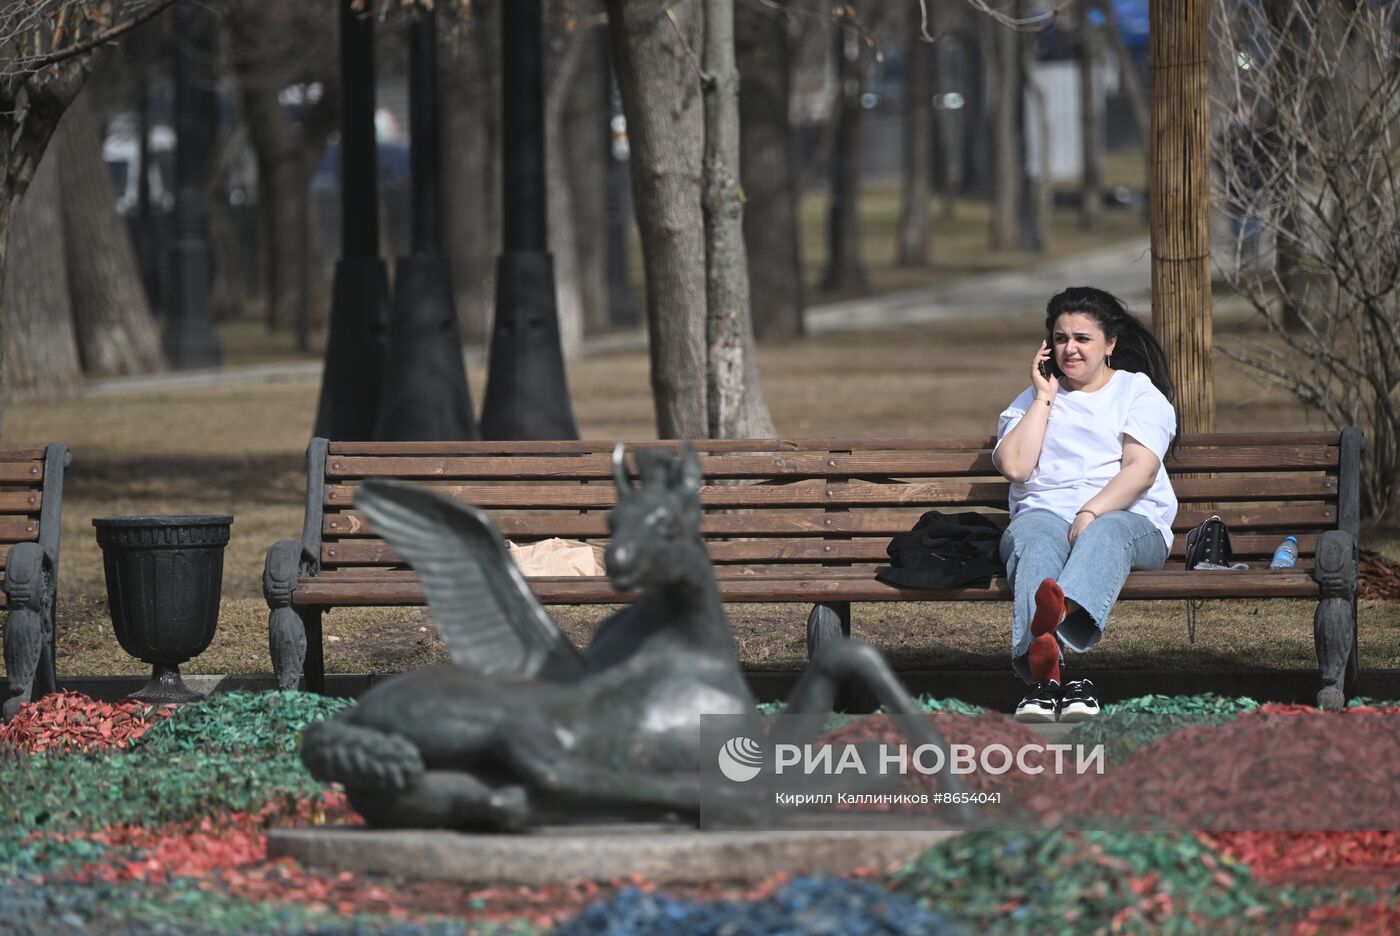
[{"xmin": 7, "ymin": 302, "xmax": 1399, "ymax": 682}]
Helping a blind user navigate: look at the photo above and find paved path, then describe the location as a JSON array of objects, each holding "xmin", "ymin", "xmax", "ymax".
[{"xmin": 84, "ymin": 237, "xmax": 1151, "ymax": 398}]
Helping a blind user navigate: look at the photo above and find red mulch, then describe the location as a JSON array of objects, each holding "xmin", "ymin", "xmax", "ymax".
[
  {"xmin": 46, "ymin": 790, "xmax": 882, "ymax": 929},
  {"xmin": 1287, "ymin": 895, "xmax": 1400, "ymax": 936},
  {"xmin": 0, "ymin": 691, "xmax": 173, "ymax": 754},
  {"xmin": 1206, "ymin": 831, "xmax": 1400, "ymax": 887}
]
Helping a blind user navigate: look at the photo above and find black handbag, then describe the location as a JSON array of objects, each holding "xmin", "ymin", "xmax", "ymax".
[{"xmin": 1184, "ymin": 514, "xmax": 1233, "ymax": 570}]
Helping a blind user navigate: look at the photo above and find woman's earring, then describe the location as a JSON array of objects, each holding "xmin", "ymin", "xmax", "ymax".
[{"xmin": 1106, "ymin": 353, "xmax": 1113, "ymax": 367}]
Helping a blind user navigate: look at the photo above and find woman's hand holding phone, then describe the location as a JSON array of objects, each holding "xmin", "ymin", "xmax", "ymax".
[{"xmin": 1032, "ymin": 340, "xmax": 1059, "ymax": 400}]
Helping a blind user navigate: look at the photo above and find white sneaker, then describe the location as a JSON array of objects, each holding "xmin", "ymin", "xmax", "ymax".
[
  {"xmin": 1014, "ymin": 680, "xmax": 1060, "ymax": 723},
  {"xmin": 1057, "ymin": 678, "xmax": 1100, "ymax": 722}
]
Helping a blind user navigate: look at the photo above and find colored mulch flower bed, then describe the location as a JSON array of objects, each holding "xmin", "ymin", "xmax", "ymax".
[{"xmin": 3, "ymin": 690, "xmax": 1399, "ymax": 934}]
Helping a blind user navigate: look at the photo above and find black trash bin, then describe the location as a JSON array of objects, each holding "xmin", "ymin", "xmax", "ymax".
[{"xmin": 92, "ymin": 515, "xmax": 233, "ymax": 703}]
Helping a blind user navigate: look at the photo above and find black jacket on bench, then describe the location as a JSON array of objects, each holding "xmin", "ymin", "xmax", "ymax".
[{"xmin": 875, "ymin": 510, "xmax": 1006, "ymax": 590}]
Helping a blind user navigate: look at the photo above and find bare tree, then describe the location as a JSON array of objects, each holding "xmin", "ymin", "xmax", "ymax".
[
  {"xmin": 544, "ymin": 0, "xmax": 600, "ymax": 361},
  {"xmin": 1212, "ymin": 0, "xmax": 1400, "ymax": 516},
  {"xmin": 225, "ymin": 0, "xmax": 339, "ymax": 346},
  {"xmin": 0, "ymin": 0, "xmax": 176, "ymax": 429},
  {"xmin": 821, "ymin": 15, "xmax": 871, "ymax": 292},
  {"xmin": 703, "ymin": 0, "xmax": 774, "ymax": 438},
  {"xmin": 58, "ymin": 88, "xmax": 164, "ymax": 375},
  {"xmin": 605, "ymin": 0, "xmax": 708, "ymax": 438},
  {"xmin": 1075, "ymin": 3, "xmax": 1104, "ymax": 230},
  {"xmin": 896, "ymin": 0, "xmax": 932, "ymax": 266},
  {"xmin": 987, "ymin": 6, "xmax": 1019, "ymax": 249},
  {"xmin": 440, "ymin": 1, "xmax": 501, "ymax": 346},
  {"xmin": 1, "ymin": 146, "xmax": 82, "ymax": 404},
  {"xmin": 562, "ymin": 14, "xmax": 610, "ymax": 339},
  {"xmin": 736, "ymin": 0, "xmax": 804, "ymax": 341}
]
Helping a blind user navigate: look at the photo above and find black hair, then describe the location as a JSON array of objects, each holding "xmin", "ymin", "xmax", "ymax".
[{"xmin": 1045, "ymin": 286, "xmax": 1180, "ymax": 455}]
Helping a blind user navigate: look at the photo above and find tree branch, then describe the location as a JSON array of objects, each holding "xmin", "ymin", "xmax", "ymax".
[{"xmin": 8, "ymin": 0, "xmax": 181, "ymax": 77}]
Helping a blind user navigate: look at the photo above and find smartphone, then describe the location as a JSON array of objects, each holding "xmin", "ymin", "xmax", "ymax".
[{"xmin": 1039, "ymin": 334, "xmax": 1056, "ymax": 379}]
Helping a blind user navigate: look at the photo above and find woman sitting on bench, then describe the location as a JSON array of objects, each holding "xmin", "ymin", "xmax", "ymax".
[{"xmin": 992, "ymin": 287, "xmax": 1179, "ymax": 724}]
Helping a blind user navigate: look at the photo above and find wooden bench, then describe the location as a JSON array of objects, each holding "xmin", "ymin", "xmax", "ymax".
[
  {"xmin": 1, "ymin": 444, "xmax": 72, "ymax": 721},
  {"xmin": 265, "ymin": 429, "xmax": 1363, "ymax": 709}
]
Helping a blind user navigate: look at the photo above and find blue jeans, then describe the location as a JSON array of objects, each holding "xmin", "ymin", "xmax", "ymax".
[{"xmin": 999, "ymin": 509, "xmax": 1168, "ymax": 684}]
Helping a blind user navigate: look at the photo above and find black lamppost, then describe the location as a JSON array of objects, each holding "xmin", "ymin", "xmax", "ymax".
[
  {"xmin": 315, "ymin": 0, "xmax": 389, "ymax": 441},
  {"xmin": 374, "ymin": 3, "xmax": 477, "ymax": 440},
  {"xmin": 479, "ymin": 0, "xmax": 578, "ymax": 440},
  {"xmin": 163, "ymin": 2, "xmax": 223, "ymax": 368}
]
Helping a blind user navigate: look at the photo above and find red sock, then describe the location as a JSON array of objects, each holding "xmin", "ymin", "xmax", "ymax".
[
  {"xmin": 1029, "ymin": 578, "xmax": 1065, "ymax": 683},
  {"xmin": 1032, "ymin": 578, "xmax": 1066, "ymax": 637},
  {"xmin": 1028, "ymin": 634, "xmax": 1061, "ymax": 684}
]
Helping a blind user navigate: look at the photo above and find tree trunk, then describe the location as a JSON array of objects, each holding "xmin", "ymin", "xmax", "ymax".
[
  {"xmin": 896, "ymin": 6, "xmax": 932, "ymax": 267},
  {"xmin": 544, "ymin": 0, "xmax": 594, "ymax": 361},
  {"xmin": 934, "ymin": 36, "xmax": 959, "ymax": 222},
  {"xmin": 960, "ymin": 20, "xmax": 991, "ymax": 198},
  {"xmin": 564, "ymin": 21, "xmax": 609, "ymax": 338},
  {"xmin": 1077, "ymin": 7, "xmax": 1105, "ymax": 230},
  {"xmin": 240, "ymin": 80, "xmax": 310, "ymax": 337},
  {"xmin": 440, "ymin": 3, "xmax": 502, "ymax": 346},
  {"xmin": 821, "ymin": 23, "xmax": 868, "ymax": 293},
  {"xmin": 704, "ymin": 0, "xmax": 775, "ymax": 440},
  {"xmin": 1021, "ymin": 17, "xmax": 1048, "ymax": 253},
  {"xmin": 56, "ymin": 90, "xmax": 164, "ymax": 376},
  {"xmin": 1264, "ymin": 0, "xmax": 1306, "ymax": 332},
  {"xmin": 1, "ymin": 150, "xmax": 82, "ymax": 404},
  {"xmin": 735, "ymin": 0, "xmax": 803, "ymax": 341},
  {"xmin": 605, "ymin": 0, "xmax": 708, "ymax": 439},
  {"xmin": 205, "ymin": 119, "xmax": 253, "ymax": 323},
  {"xmin": 1149, "ymin": 0, "xmax": 1214, "ymax": 434},
  {"xmin": 989, "ymin": 13, "xmax": 1020, "ymax": 250}
]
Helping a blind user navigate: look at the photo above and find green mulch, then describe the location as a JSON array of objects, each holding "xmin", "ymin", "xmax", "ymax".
[{"xmin": 892, "ymin": 830, "xmax": 1321, "ymax": 935}]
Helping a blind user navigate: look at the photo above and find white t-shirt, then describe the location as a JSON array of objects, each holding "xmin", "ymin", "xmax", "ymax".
[{"xmin": 995, "ymin": 369, "xmax": 1178, "ymax": 550}]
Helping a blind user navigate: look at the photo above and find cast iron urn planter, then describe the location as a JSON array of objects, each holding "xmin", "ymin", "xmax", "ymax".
[{"xmin": 93, "ymin": 515, "xmax": 233, "ymax": 703}]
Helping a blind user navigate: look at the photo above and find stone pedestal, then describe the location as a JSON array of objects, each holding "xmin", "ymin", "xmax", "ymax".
[{"xmin": 267, "ymin": 825, "xmax": 956, "ymax": 885}]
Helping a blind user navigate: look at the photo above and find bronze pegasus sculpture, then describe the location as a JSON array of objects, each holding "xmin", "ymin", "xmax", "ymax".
[{"xmin": 301, "ymin": 444, "xmax": 971, "ymax": 830}]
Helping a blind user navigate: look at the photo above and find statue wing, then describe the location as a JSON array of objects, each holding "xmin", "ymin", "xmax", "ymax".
[{"xmin": 354, "ymin": 479, "xmax": 588, "ymax": 682}]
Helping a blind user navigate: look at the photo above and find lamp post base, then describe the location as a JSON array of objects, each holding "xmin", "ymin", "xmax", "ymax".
[{"xmin": 480, "ymin": 250, "xmax": 579, "ymax": 440}]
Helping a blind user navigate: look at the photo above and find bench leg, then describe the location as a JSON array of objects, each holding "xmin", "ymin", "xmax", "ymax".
[
  {"xmin": 1313, "ymin": 530, "xmax": 1358, "ymax": 712},
  {"xmin": 265, "ymin": 539, "xmax": 316, "ymax": 692},
  {"xmin": 303, "ymin": 608, "xmax": 326, "ymax": 695},
  {"xmin": 2, "ymin": 543, "xmax": 54, "ymax": 722},
  {"xmin": 806, "ymin": 601, "xmax": 850, "ymax": 658},
  {"xmin": 806, "ymin": 601, "xmax": 876, "ymax": 712}
]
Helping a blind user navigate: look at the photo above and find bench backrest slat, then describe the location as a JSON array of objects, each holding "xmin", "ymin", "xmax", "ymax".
[
  {"xmin": 310, "ymin": 434, "xmax": 1346, "ymax": 577},
  {"xmin": 322, "ymin": 446, "xmax": 1340, "ymax": 483},
  {"xmin": 325, "ymin": 431, "xmax": 1343, "ymax": 456},
  {"xmin": 323, "ymin": 474, "xmax": 1335, "ymax": 511},
  {"xmin": 0, "ymin": 491, "xmax": 42, "ymax": 514},
  {"xmin": 0, "ymin": 446, "xmax": 59, "ymax": 586},
  {"xmin": 320, "ymin": 528, "xmax": 1326, "ymax": 569},
  {"xmin": 322, "ymin": 503, "xmax": 1337, "ymax": 542}
]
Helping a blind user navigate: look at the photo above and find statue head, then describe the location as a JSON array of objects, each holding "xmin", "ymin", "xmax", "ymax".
[{"xmin": 604, "ymin": 443, "xmax": 704, "ymax": 591}]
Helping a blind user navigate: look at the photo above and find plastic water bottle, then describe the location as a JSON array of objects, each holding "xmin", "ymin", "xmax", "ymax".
[{"xmin": 1269, "ymin": 536, "xmax": 1298, "ymax": 569}]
